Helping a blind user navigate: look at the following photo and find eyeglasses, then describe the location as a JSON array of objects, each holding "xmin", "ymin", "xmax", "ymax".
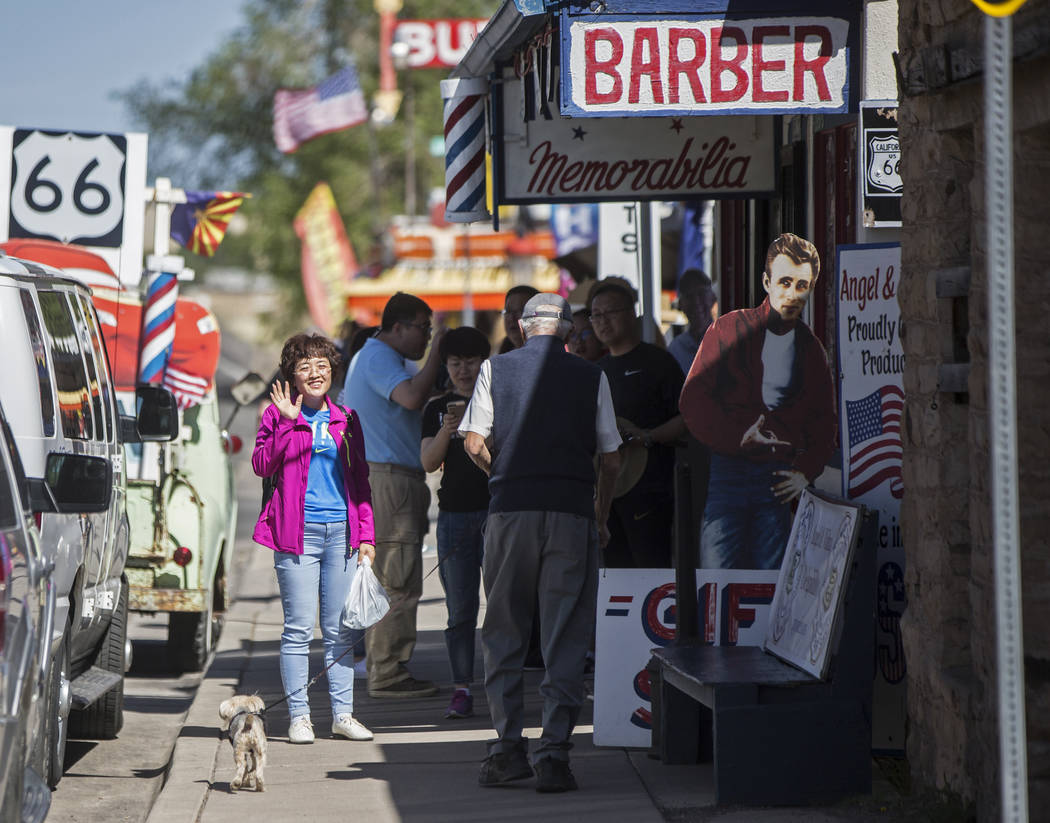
[
  {"xmin": 404, "ymin": 321, "xmax": 433, "ymax": 336},
  {"xmin": 569, "ymin": 328, "xmax": 595, "ymax": 342},
  {"xmin": 294, "ymin": 361, "xmax": 331, "ymax": 376},
  {"xmin": 589, "ymin": 307, "xmax": 630, "ymax": 322},
  {"xmin": 501, "ymin": 309, "xmax": 522, "ymax": 320}
]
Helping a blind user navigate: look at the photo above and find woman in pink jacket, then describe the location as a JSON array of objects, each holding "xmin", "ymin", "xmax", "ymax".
[{"xmin": 253, "ymin": 333, "xmax": 376, "ymax": 745}]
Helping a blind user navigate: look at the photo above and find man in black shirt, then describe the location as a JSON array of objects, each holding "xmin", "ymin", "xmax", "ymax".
[
  {"xmin": 589, "ymin": 281, "xmax": 686, "ymax": 567},
  {"xmin": 421, "ymin": 327, "xmax": 492, "ymax": 721}
]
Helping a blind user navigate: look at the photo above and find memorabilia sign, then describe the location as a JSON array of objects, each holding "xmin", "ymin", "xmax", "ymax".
[
  {"xmin": 764, "ymin": 488, "xmax": 863, "ymax": 679},
  {"xmin": 496, "ymin": 68, "xmax": 776, "ymax": 203},
  {"xmin": 836, "ymin": 242, "xmax": 906, "ymax": 751},
  {"xmin": 560, "ymin": 13, "xmax": 855, "ymax": 117},
  {"xmin": 594, "ymin": 568, "xmax": 778, "ymax": 748},
  {"xmin": 860, "ymin": 102, "xmax": 901, "ymax": 228},
  {"xmin": 0, "ymin": 126, "xmax": 147, "ymax": 286},
  {"xmin": 394, "ymin": 19, "xmax": 488, "ymax": 69}
]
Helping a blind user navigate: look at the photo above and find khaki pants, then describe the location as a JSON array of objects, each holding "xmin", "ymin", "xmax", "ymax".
[{"xmin": 365, "ymin": 462, "xmax": 430, "ymax": 690}]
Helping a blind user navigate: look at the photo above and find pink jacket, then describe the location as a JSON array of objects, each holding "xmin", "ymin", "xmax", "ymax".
[{"xmin": 251, "ymin": 401, "xmax": 375, "ymax": 554}]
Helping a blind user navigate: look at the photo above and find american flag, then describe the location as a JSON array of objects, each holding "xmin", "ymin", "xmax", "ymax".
[
  {"xmin": 163, "ymin": 365, "xmax": 210, "ymax": 411},
  {"xmin": 845, "ymin": 385, "xmax": 904, "ymax": 499},
  {"xmin": 273, "ymin": 66, "xmax": 368, "ymax": 154}
]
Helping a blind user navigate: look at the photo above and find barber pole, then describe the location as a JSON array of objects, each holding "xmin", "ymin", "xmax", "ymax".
[
  {"xmin": 138, "ymin": 266, "xmax": 178, "ymax": 384},
  {"xmin": 440, "ymin": 77, "xmax": 489, "ymax": 223}
]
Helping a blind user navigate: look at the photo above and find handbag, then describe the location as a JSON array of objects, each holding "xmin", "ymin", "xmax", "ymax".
[{"xmin": 341, "ymin": 556, "xmax": 390, "ymax": 630}]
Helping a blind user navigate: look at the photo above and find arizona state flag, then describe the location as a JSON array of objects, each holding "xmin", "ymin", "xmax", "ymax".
[{"xmin": 171, "ymin": 191, "xmax": 249, "ymax": 257}]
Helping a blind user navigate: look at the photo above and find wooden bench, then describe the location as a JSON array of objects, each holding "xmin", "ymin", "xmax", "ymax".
[{"xmin": 650, "ymin": 504, "xmax": 878, "ymax": 806}]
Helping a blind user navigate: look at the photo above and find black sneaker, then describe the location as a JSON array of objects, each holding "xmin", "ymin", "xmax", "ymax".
[
  {"xmin": 368, "ymin": 677, "xmax": 439, "ymax": 699},
  {"xmin": 534, "ymin": 757, "xmax": 577, "ymax": 793},
  {"xmin": 478, "ymin": 749, "xmax": 534, "ymax": 787}
]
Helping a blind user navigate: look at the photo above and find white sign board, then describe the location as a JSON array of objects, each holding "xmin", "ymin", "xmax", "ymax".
[
  {"xmin": 764, "ymin": 489, "xmax": 863, "ymax": 678},
  {"xmin": 498, "ymin": 67, "xmax": 776, "ymax": 202},
  {"xmin": 0, "ymin": 127, "xmax": 147, "ymax": 287},
  {"xmin": 594, "ymin": 568, "xmax": 777, "ymax": 748},
  {"xmin": 836, "ymin": 242, "xmax": 906, "ymax": 751},
  {"xmin": 562, "ymin": 16, "xmax": 852, "ymax": 117}
]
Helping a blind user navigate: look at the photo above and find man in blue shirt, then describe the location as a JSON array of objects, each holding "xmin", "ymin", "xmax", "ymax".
[{"xmin": 340, "ymin": 292, "xmax": 445, "ymax": 698}]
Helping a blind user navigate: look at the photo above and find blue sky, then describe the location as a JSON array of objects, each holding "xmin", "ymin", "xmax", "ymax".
[{"xmin": 0, "ymin": 1, "xmax": 247, "ymax": 135}]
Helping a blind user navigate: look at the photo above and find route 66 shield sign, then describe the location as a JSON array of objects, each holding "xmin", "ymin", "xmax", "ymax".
[
  {"xmin": 1, "ymin": 126, "xmax": 147, "ymax": 286},
  {"xmin": 9, "ymin": 130, "xmax": 127, "ymax": 246},
  {"xmin": 866, "ymin": 135, "xmax": 902, "ymax": 194}
]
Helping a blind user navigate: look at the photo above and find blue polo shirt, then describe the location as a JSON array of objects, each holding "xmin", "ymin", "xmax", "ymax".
[{"xmin": 339, "ymin": 336, "xmax": 423, "ymax": 469}]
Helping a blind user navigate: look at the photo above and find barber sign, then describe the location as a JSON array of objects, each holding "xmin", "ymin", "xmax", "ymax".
[{"xmin": 562, "ymin": 15, "xmax": 853, "ymax": 117}]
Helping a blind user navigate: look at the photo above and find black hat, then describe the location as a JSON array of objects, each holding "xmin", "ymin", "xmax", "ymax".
[{"xmin": 521, "ymin": 293, "xmax": 572, "ymax": 322}]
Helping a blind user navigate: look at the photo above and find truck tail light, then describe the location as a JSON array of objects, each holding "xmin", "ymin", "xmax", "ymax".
[
  {"xmin": 33, "ymin": 512, "xmax": 42, "ymax": 529},
  {"xmin": 173, "ymin": 546, "xmax": 193, "ymax": 566}
]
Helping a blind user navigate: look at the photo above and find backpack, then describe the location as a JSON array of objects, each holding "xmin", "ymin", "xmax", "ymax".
[{"xmin": 262, "ymin": 404, "xmax": 354, "ymax": 508}]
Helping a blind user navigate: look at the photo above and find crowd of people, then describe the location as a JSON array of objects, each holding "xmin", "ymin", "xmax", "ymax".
[{"xmin": 249, "ymin": 232, "xmax": 834, "ymax": 793}]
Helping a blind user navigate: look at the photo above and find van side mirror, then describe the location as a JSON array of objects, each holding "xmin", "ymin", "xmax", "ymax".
[
  {"xmin": 136, "ymin": 385, "xmax": 180, "ymax": 442},
  {"xmin": 28, "ymin": 452, "xmax": 112, "ymax": 513},
  {"xmin": 231, "ymin": 372, "xmax": 268, "ymax": 406}
]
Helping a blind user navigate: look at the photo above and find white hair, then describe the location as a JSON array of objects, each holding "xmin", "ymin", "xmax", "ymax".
[{"xmin": 521, "ymin": 316, "xmax": 572, "ymax": 340}]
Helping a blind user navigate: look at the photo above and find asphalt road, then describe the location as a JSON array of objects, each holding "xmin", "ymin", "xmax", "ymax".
[{"xmin": 45, "ymin": 333, "xmax": 269, "ymax": 823}]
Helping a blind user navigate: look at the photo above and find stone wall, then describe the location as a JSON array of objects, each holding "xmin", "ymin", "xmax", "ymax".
[{"xmin": 897, "ymin": 0, "xmax": 1050, "ymax": 817}]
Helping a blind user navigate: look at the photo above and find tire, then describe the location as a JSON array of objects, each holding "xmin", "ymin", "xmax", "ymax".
[
  {"xmin": 168, "ymin": 606, "xmax": 213, "ymax": 673},
  {"xmin": 40, "ymin": 632, "xmax": 70, "ymax": 789},
  {"xmin": 69, "ymin": 578, "xmax": 127, "ymax": 739}
]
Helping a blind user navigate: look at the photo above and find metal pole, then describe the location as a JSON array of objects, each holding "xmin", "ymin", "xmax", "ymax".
[
  {"xmin": 984, "ymin": 15, "xmax": 1029, "ymax": 823},
  {"xmin": 637, "ymin": 201, "xmax": 658, "ymax": 344}
]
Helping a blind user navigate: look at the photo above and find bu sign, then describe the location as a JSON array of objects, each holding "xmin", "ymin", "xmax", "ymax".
[
  {"xmin": 394, "ymin": 19, "xmax": 488, "ymax": 69},
  {"xmin": 562, "ymin": 16, "xmax": 852, "ymax": 117}
]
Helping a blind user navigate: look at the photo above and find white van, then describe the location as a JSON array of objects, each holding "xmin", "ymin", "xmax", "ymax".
[{"xmin": 0, "ymin": 252, "xmax": 177, "ymax": 788}]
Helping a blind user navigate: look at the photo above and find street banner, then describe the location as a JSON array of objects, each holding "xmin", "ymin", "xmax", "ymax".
[
  {"xmin": 294, "ymin": 183, "xmax": 358, "ymax": 335},
  {"xmin": 860, "ymin": 102, "xmax": 902, "ymax": 228},
  {"xmin": 496, "ymin": 66, "xmax": 776, "ymax": 203},
  {"xmin": 764, "ymin": 489, "xmax": 863, "ymax": 678},
  {"xmin": 0, "ymin": 126, "xmax": 147, "ymax": 287},
  {"xmin": 836, "ymin": 242, "xmax": 906, "ymax": 751},
  {"xmin": 394, "ymin": 19, "xmax": 488, "ymax": 68},
  {"xmin": 594, "ymin": 568, "xmax": 778, "ymax": 748},
  {"xmin": 559, "ymin": 8, "xmax": 859, "ymax": 118}
]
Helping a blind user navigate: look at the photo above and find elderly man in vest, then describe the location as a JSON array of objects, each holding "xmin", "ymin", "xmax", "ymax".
[{"xmin": 460, "ymin": 293, "xmax": 621, "ymax": 793}]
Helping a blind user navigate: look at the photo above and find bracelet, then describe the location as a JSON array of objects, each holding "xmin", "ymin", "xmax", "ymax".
[{"xmin": 642, "ymin": 431, "xmax": 654, "ymax": 448}]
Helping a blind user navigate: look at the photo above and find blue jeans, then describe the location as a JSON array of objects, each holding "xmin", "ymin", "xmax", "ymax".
[
  {"xmin": 274, "ymin": 521, "xmax": 358, "ymax": 719},
  {"xmin": 700, "ymin": 454, "xmax": 793, "ymax": 570},
  {"xmin": 436, "ymin": 509, "xmax": 486, "ymax": 685}
]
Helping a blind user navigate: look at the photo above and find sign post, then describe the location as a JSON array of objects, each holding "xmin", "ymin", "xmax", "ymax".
[{"xmin": 972, "ymin": 0, "xmax": 1029, "ymax": 819}]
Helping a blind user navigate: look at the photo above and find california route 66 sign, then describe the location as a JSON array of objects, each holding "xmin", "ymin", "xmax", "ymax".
[
  {"xmin": 867, "ymin": 135, "xmax": 901, "ymax": 194},
  {"xmin": 860, "ymin": 102, "xmax": 902, "ymax": 228},
  {"xmin": 9, "ymin": 129, "xmax": 127, "ymax": 246}
]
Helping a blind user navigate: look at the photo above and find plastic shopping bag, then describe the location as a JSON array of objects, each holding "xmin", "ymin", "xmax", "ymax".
[{"xmin": 341, "ymin": 556, "xmax": 390, "ymax": 630}]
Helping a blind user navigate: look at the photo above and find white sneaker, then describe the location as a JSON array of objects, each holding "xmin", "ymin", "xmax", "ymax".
[
  {"xmin": 332, "ymin": 713, "xmax": 373, "ymax": 741},
  {"xmin": 288, "ymin": 715, "xmax": 315, "ymax": 744}
]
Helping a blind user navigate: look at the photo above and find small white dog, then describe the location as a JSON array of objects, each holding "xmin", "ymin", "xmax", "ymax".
[{"xmin": 219, "ymin": 695, "xmax": 267, "ymax": 792}]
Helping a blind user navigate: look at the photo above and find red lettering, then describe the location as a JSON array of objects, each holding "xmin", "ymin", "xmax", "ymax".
[
  {"xmin": 628, "ymin": 27, "xmax": 664, "ymax": 104},
  {"xmin": 752, "ymin": 25, "xmax": 789, "ymax": 102},
  {"xmin": 793, "ymin": 25, "xmax": 832, "ymax": 102},
  {"xmin": 710, "ymin": 26, "xmax": 749, "ymax": 103},
  {"xmin": 721, "ymin": 583, "xmax": 775, "ymax": 645},
  {"xmin": 668, "ymin": 28, "xmax": 707, "ymax": 104},
  {"xmin": 585, "ymin": 28, "xmax": 625, "ymax": 104}
]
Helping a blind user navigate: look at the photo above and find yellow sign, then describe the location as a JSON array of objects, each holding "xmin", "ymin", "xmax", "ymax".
[{"xmin": 969, "ymin": 0, "xmax": 1027, "ymax": 16}]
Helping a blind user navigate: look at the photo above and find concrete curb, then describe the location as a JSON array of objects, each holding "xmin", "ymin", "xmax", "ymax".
[{"xmin": 145, "ymin": 597, "xmax": 263, "ymax": 823}]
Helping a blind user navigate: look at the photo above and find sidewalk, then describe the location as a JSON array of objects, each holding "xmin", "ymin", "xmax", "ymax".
[{"xmin": 146, "ymin": 537, "xmax": 906, "ymax": 823}]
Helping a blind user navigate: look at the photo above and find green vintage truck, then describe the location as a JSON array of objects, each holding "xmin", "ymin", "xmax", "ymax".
[{"xmin": 92, "ymin": 283, "xmax": 264, "ymax": 670}]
